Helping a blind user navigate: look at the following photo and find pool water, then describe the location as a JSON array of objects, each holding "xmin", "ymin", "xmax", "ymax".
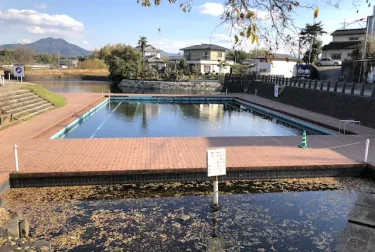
[{"xmin": 54, "ymin": 98, "xmax": 331, "ymax": 139}]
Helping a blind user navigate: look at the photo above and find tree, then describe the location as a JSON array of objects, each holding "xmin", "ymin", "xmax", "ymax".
[
  {"xmin": 13, "ymin": 47, "xmax": 35, "ymax": 65},
  {"xmin": 34, "ymin": 53, "xmax": 54, "ymax": 64},
  {"xmin": 351, "ymin": 40, "xmax": 375, "ymax": 60},
  {"xmin": 302, "ymin": 39, "xmax": 322, "ymax": 64},
  {"xmin": 179, "ymin": 58, "xmax": 188, "ymax": 70},
  {"xmin": 299, "ymin": 22, "xmax": 326, "ymax": 47},
  {"xmin": 79, "ymin": 58, "xmax": 108, "ymax": 69},
  {"xmin": 231, "ymin": 64, "xmax": 249, "ymax": 75},
  {"xmin": 0, "ymin": 49, "xmax": 14, "ymax": 65},
  {"xmin": 161, "ymin": 55, "xmax": 169, "ymax": 62},
  {"xmin": 228, "ymin": 50, "xmax": 250, "ymax": 63},
  {"xmin": 106, "ymin": 45, "xmax": 141, "ymax": 80},
  {"xmin": 138, "ymin": 36, "xmax": 148, "ymax": 69},
  {"xmin": 137, "ymin": 0, "xmax": 331, "ymax": 53}
]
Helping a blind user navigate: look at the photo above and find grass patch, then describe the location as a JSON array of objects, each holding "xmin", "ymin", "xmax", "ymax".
[{"xmin": 24, "ymin": 84, "xmax": 67, "ymax": 107}]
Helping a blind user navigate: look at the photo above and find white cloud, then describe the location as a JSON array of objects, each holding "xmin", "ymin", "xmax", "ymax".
[
  {"xmin": 34, "ymin": 3, "xmax": 47, "ymax": 9},
  {"xmin": 26, "ymin": 26, "xmax": 63, "ymax": 35},
  {"xmin": 18, "ymin": 39, "xmax": 31, "ymax": 44},
  {"xmin": 82, "ymin": 40, "xmax": 89, "ymax": 45},
  {"xmin": 198, "ymin": 3, "xmax": 225, "ymax": 17},
  {"xmin": 0, "ymin": 9, "xmax": 84, "ymax": 34}
]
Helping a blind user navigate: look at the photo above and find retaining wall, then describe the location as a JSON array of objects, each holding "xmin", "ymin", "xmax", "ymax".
[
  {"xmin": 247, "ymin": 81, "xmax": 375, "ymax": 128},
  {"xmin": 119, "ymin": 79, "xmax": 222, "ymax": 90}
]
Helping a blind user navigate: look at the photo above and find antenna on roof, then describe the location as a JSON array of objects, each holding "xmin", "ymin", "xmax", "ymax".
[{"xmin": 209, "ymin": 35, "xmax": 212, "ymax": 44}]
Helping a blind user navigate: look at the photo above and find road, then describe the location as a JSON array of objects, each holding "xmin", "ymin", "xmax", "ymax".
[{"xmin": 317, "ymin": 66, "xmax": 341, "ymax": 82}]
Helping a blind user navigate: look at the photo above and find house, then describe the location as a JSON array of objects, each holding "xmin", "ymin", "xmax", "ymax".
[
  {"xmin": 135, "ymin": 45, "xmax": 167, "ymax": 70},
  {"xmin": 322, "ymin": 28, "xmax": 365, "ymax": 60},
  {"xmin": 249, "ymin": 54, "xmax": 298, "ymax": 78},
  {"xmin": 180, "ymin": 44, "xmax": 234, "ymax": 74},
  {"xmin": 59, "ymin": 59, "xmax": 79, "ymax": 68}
]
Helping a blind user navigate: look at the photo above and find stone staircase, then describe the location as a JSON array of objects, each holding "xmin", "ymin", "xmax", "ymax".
[{"xmin": 0, "ymin": 90, "xmax": 54, "ymax": 127}]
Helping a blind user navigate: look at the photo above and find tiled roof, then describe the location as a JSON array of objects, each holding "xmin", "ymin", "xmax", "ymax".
[
  {"xmin": 331, "ymin": 28, "xmax": 365, "ymax": 36},
  {"xmin": 135, "ymin": 45, "xmax": 160, "ymax": 52},
  {"xmin": 322, "ymin": 41, "xmax": 361, "ymax": 50},
  {"xmin": 180, "ymin": 44, "xmax": 228, "ymax": 51}
]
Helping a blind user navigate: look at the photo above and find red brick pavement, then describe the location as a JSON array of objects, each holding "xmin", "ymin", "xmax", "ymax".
[{"xmin": 0, "ymin": 93, "xmax": 374, "ymax": 178}]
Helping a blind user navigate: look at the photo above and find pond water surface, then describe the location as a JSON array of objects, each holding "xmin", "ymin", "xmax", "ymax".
[{"xmin": 3, "ymin": 177, "xmax": 375, "ymax": 251}]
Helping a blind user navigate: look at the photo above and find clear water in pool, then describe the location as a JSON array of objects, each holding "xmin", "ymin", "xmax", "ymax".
[{"xmin": 59, "ymin": 100, "xmax": 324, "ymax": 138}]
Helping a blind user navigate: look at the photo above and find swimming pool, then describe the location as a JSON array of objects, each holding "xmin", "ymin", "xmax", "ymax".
[{"xmin": 51, "ymin": 97, "xmax": 334, "ymax": 139}]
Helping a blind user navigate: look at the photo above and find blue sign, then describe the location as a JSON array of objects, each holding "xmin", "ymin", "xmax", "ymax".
[{"xmin": 15, "ymin": 67, "xmax": 22, "ymax": 74}]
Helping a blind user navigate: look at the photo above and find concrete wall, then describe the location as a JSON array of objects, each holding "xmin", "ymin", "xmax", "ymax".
[
  {"xmin": 247, "ymin": 81, "xmax": 375, "ymax": 128},
  {"xmin": 210, "ymin": 50, "xmax": 226, "ymax": 61},
  {"xmin": 332, "ymin": 34, "xmax": 365, "ymax": 42},
  {"xmin": 119, "ymin": 79, "xmax": 222, "ymax": 90},
  {"xmin": 249, "ymin": 60, "xmax": 296, "ymax": 78},
  {"xmin": 322, "ymin": 49, "xmax": 353, "ymax": 60}
]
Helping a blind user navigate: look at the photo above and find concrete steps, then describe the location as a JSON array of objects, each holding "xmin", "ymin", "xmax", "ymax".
[
  {"xmin": 13, "ymin": 103, "xmax": 54, "ymax": 119},
  {"xmin": 0, "ymin": 90, "xmax": 55, "ymax": 123}
]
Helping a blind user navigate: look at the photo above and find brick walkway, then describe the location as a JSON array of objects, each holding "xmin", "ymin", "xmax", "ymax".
[{"xmin": 0, "ymin": 93, "xmax": 374, "ymax": 179}]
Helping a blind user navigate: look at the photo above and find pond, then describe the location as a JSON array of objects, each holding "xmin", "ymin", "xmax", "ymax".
[
  {"xmin": 3, "ymin": 177, "xmax": 375, "ymax": 251},
  {"xmin": 33, "ymin": 81, "xmax": 216, "ymax": 95}
]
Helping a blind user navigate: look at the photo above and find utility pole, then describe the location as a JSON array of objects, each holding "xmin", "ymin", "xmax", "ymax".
[
  {"xmin": 362, "ymin": 16, "xmax": 370, "ymax": 60},
  {"xmin": 57, "ymin": 51, "xmax": 60, "ymax": 69}
]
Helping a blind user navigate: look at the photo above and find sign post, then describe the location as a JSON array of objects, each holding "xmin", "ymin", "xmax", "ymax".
[
  {"xmin": 13, "ymin": 65, "xmax": 25, "ymax": 82},
  {"xmin": 207, "ymin": 148, "xmax": 226, "ymax": 208},
  {"xmin": 274, "ymin": 84, "xmax": 279, "ymax": 97}
]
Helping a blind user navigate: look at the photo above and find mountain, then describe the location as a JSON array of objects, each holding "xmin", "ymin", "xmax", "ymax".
[{"xmin": 0, "ymin": 38, "xmax": 92, "ymax": 57}]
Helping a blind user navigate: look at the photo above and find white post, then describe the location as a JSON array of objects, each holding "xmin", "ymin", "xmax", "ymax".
[
  {"xmin": 20, "ymin": 76, "xmax": 23, "ymax": 82},
  {"xmin": 213, "ymin": 176, "xmax": 219, "ymax": 206},
  {"xmin": 225, "ymin": 89, "xmax": 227, "ymax": 95},
  {"xmin": 14, "ymin": 144, "xmax": 19, "ymax": 173},
  {"xmin": 8, "ymin": 72, "xmax": 10, "ymax": 81},
  {"xmin": 364, "ymin": 139, "xmax": 370, "ymax": 163}
]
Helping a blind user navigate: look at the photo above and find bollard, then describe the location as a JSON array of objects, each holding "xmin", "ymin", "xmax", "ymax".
[
  {"xmin": 364, "ymin": 139, "xmax": 370, "ymax": 163},
  {"xmin": 326, "ymin": 81, "xmax": 331, "ymax": 91},
  {"xmin": 213, "ymin": 176, "xmax": 219, "ymax": 207},
  {"xmin": 14, "ymin": 144, "xmax": 19, "ymax": 173},
  {"xmin": 334, "ymin": 81, "xmax": 339, "ymax": 92}
]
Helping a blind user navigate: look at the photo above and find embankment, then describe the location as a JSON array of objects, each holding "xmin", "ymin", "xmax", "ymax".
[
  {"xmin": 24, "ymin": 69, "xmax": 109, "ymax": 81},
  {"xmin": 119, "ymin": 79, "xmax": 222, "ymax": 90}
]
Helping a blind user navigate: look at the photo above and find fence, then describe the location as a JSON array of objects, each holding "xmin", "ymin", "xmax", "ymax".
[{"xmin": 224, "ymin": 74, "xmax": 375, "ymax": 98}]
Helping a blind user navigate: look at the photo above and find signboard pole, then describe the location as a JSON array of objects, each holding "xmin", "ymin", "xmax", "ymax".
[
  {"xmin": 207, "ymin": 148, "xmax": 226, "ymax": 209},
  {"xmin": 213, "ymin": 176, "xmax": 219, "ymax": 206}
]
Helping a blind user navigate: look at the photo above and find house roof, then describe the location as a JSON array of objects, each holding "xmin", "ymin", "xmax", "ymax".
[
  {"xmin": 322, "ymin": 41, "xmax": 361, "ymax": 50},
  {"xmin": 252, "ymin": 53, "xmax": 298, "ymax": 62},
  {"xmin": 180, "ymin": 44, "xmax": 229, "ymax": 51},
  {"xmin": 135, "ymin": 45, "xmax": 161, "ymax": 52},
  {"xmin": 331, "ymin": 28, "xmax": 366, "ymax": 36},
  {"xmin": 144, "ymin": 55, "xmax": 165, "ymax": 63}
]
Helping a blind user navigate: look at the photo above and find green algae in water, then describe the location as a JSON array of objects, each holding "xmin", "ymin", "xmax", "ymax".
[{"xmin": 3, "ymin": 177, "xmax": 375, "ymax": 251}]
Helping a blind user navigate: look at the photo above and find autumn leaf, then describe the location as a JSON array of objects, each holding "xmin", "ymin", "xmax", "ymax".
[
  {"xmin": 240, "ymin": 31, "xmax": 245, "ymax": 37},
  {"xmin": 314, "ymin": 7, "xmax": 319, "ymax": 19},
  {"xmin": 234, "ymin": 35, "xmax": 239, "ymax": 44},
  {"xmin": 255, "ymin": 35, "xmax": 259, "ymax": 44},
  {"xmin": 246, "ymin": 26, "xmax": 252, "ymax": 38},
  {"xmin": 240, "ymin": 13, "xmax": 245, "ymax": 20},
  {"xmin": 286, "ymin": 57, "xmax": 289, "ymax": 62},
  {"xmin": 246, "ymin": 11, "xmax": 254, "ymax": 19},
  {"xmin": 251, "ymin": 33, "xmax": 255, "ymax": 44}
]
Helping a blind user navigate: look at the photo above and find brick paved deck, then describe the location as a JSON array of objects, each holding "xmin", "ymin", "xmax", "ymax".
[{"xmin": 0, "ymin": 92, "xmax": 374, "ymax": 185}]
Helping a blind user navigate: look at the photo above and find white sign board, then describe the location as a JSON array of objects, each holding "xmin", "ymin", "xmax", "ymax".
[
  {"xmin": 207, "ymin": 148, "xmax": 226, "ymax": 177},
  {"xmin": 13, "ymin": 65, "xmax": 25, "ymax": 78},
  {"xmin": 274, "ymin": 85, "xmax": 279, "ymax": 97}
]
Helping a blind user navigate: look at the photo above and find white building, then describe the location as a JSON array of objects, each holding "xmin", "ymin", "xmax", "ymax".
[
  {"xmin": 249, "ymin": 54, "xmax": 298, "ymax": 78},
  {"xmin": 135, "ymin": 45, "xmax": 167, "ymax": 70},
  {"xmin": 322, "ymin": 28, "xmax": 365, "ymax": 60},
  {"xmin": 180, "ymin": 44, "xmax": 234, "ymax": 74}
]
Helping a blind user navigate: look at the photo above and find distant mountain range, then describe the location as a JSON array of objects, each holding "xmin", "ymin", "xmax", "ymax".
[{"xmin": 0, "ymin": 38, "xmax": 92, "ymax": 57}]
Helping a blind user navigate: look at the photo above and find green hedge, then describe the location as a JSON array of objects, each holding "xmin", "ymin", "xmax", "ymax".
[{"xmin": 24, "ymin": 85, "xmax": 67, "ymax": 107}]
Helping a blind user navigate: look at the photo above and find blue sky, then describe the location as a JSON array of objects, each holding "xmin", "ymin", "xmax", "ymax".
[{"xmin": 0, "ymin": 0, "xmax": 373, "ymax": 53}]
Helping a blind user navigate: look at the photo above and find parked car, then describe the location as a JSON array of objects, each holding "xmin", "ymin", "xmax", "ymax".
[{"xmin": 316, "ymin": 58, "xmax": 342, "ymax": 67}]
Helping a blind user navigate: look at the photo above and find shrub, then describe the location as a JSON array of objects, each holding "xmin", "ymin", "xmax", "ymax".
[{"xmin": 79, "ymin": 58, "xmax": 108, "ymax": 69}]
